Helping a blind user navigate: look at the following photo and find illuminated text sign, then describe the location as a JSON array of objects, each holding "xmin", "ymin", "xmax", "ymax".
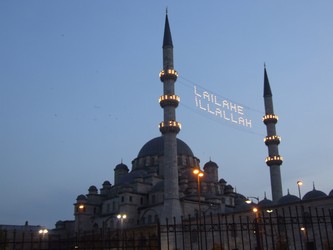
[{"xmin": 194, "ymin": 85, "xmax": 252, "ymax": 128}]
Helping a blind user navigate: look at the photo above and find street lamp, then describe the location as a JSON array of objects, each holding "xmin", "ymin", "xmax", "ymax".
[
  {"xmin": 38, "ymin": 228, "xmax": 48, "ymax": 237},
  {"xmin": 245, "ymin": 196, "xmax": 259, "ymax": 204},
  {"xmin": 117, "ymin": 214, "xmax": 127, "ymax": 220},
  {"xmin": 297, "ymin": 180, "xmax": 303, "ymax": 199},
  {"xmin": 193, "ymin": 167, "xmax": 204, "ymax": 216}
]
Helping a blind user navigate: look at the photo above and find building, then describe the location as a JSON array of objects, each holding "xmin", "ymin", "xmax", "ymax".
[
  {"xmin": 51, "ymin": 15, "xmax": 333, "ymax": 247},
  {"xmin": 70, "ymin": 13, "xmax": 239, "ymax": 233}
]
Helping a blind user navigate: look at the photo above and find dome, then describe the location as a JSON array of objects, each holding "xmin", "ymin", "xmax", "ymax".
[
  {"xmin": 115, "ymin": 162, "xmax": 129, "ymax": 171},
  {"xmin": 203, "ymin": 160, "xmax": 218, "ymax": 170},
  {"xmin": 76, "ymin": 194, "xmax": 87, "ymax": 201},
  {"xmin": 137, "ymin": 136, "xmax": 194, "ymax": 158},
  {"xmin": 102, "ymin": 181, "xmax": 111, "ymax": 186},
  {"xmin": 258, "ymin": 197, "xmax": 273, "ymax": 206},
  {"xmin": 219, "ymin": 178, "xmax": 227, "ymax": 184},
  {"xmin": 303, "ymin": 188, "xmax": 327, "ymax": 201},
  {"xmin": 88, "ymin": 185, "xmax": 98, "ymax": 194},
  {"xmin": 277, "ymin": 192, "xmax": 300, "ymax": 205}
]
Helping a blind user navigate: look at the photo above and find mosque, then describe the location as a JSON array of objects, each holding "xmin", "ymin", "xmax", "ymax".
[{"xmin": 54, "ymin": 13, "xmax": 333, "ymax": 234}]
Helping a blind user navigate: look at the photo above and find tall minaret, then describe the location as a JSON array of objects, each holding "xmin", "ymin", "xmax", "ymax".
[
  {"xmin": 263, "ymin": 66, "xmax": 283, "ymax": 202},
  {"xmin": 159, "ymin": 13, "xmax": 182, "ymax": 220}
]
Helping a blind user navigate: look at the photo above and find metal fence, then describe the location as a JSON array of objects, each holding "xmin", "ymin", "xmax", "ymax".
[{"xmin": 1, "ymin": 206, "xmax": 332, "ymax": 250}]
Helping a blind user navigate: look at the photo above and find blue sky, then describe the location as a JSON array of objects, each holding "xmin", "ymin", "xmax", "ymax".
[{"xmin": 1, "ymin": 1, "xmax": 333, "ymax": 228}]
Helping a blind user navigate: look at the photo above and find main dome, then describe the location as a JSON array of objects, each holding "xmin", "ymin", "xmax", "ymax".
[{"xmin": 138, "ymin": 136, "xmax": 194, "ymax": 158}]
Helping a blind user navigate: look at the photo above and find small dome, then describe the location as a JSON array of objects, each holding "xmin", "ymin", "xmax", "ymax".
[
  {"xmin": 303, "ymin": 188, "xmax": 327, "ymax": 201},
  {"xmin": 152, "ymin": 181, "xmax": 164, "ymax": 192},
  {"xmin": 277, "ymin": 192, "xmax": 300, "ymax": 205},
  {"xmin": 103, "ymin": 180, "xmax": 111, "ymax": 186},
  {"xmin": 76, "ymin": 194, "xmax": 87, "ymax": 201},
  {"xmin": 115, "ymin": 163, "xmax": 129, "ymax": 171},
  {"xmin": 88, "ymin": 185, "xmax": 98, "ymax": 194},
  {"xmin": 137, "ymin": 136, "xmax": 194, "ymax": 158},
  {"xmin": 219, "ymin": 178, "xmax": 227, "ymax": 184},
  {"xmin": 259, "ymin": 197, "xmax": 273, "ymax": 207},
  {"xmin": 203, "ymin": 160, "xmax": 218, "ymax": 170}
]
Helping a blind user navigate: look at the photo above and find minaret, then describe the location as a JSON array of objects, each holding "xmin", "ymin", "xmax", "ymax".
[
  {"xmin": 263, "ymin": 66, "xmax": 283, "ymax": 202},
  {"xmin": 159, "ymin": 13, "xmax": 182, "ymax": 220}
]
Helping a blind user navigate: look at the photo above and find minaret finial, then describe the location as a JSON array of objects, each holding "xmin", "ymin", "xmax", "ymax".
[
  {"xmin": 313, "ymin": 181, "xmax": 316, "ymax": 190},
  {"xmin": 166, "ymin": 7, "xmax": 168, "ymax": 15}
]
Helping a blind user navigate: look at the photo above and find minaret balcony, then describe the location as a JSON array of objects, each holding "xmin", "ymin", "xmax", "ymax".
[
  {"xmin": 159, "ymin": 121, "xmax": 181, "ymax": 134},
  {"xmin": 265, "ymin": 155, "xmax": 283, "ymax": 166},
  {"xmin": 159, "ymin": 69, "xmax": 178, "ymax": 81},
  {"xmin": 264, "ymin": 135, "xmax": 281, "ymax": 146},
  {"xmin": 262, "ymin": 114, "xmax": 278, "ymax": 125},
  {"xmin": 159, "ymin": 95, "xmax": 180, "ymax": 108}
]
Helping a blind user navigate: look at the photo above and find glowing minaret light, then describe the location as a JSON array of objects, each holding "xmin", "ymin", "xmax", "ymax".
[
  {"xmin": 159, "ymin": 12, "xmax": 182, "ymax": 220},
  {"xmin": 263, "ymin": 66, "xmax": 283, "ymax": 202}
]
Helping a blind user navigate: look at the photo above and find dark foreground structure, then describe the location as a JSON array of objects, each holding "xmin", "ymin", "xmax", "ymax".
[{"xmin": 2, "ymin": 202, "xmax": 333, "ymax": 250}]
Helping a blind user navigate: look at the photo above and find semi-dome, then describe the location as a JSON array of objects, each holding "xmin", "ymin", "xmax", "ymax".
[
  {"xmin": 119, "ymin": 169, "xmax": 148, "ymax": 184},
  {"xmin": 303, "ymin": 188, "xmax": 327, "ymax": 201},
  {"xmin": 138, "ymin": 136, "xmax": 194, "ymax": 158}
]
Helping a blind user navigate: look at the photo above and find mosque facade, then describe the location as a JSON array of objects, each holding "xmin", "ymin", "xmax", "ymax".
[{"xmin": 56, "ymin": 14, "xmax": 333, "ymax": 236}]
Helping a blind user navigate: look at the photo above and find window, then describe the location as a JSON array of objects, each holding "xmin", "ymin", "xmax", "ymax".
[
  {"xmin": 129, "ymin": 196, "xmax": 133, "ymax": 202},
  {"xmin": 121, "ymin": 196, "xmax": 124, "ymax": 202}
]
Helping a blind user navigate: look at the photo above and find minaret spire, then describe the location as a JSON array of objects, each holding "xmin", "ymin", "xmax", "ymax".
[
  {"xmin": 163, "ymin": 12, "xmax": 173, "ymax": 48},
  {"xmin": 262, "ymin": 67, "xmax": 283, "ymax": 202},
  {"xmin": 159, "ymin": 12, "xmax": 182, "ymax": 221}
]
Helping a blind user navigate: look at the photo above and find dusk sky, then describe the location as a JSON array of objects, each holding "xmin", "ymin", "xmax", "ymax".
[{"xmin": 1, "ymin": 1, "xmax": 333, "ymax": 229}]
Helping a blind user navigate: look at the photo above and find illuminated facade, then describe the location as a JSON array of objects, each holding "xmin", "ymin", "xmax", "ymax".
[{"xmin": 263, "ymin": 67, "xmax": 283, "ymax": 201}]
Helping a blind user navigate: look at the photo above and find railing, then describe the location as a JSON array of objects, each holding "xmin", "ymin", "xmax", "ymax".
[{"xmin": 1, "ymin": 206, "xmax": 332, "ymax": 250}]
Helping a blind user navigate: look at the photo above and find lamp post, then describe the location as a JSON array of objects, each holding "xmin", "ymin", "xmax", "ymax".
[
  {"xmin": 38, "ymin": 228, "xmax": 48, "ymax": 249},
  {"xmin": 193, "ymin": 168, "xmax": 204, "ymax": 216},
  {"xmin": 297, "ymin": 180, "xmax": 303, "ymax": 199},
  {"xmin": 75, "ymin": 203, "xmax": 85, "ymax": 249},
  {"xmin": 252, "ymin": 207, "xmax": 263, "ymax": 250},
  {"xmin": 117, "ymin": 214, "xmax": 127, "ymax": 250}
]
